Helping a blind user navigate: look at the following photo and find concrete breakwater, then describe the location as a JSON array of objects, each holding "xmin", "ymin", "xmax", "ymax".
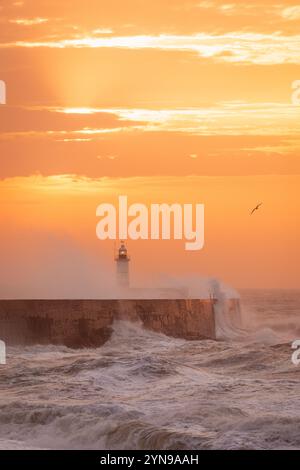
[{"xmin": 0, "ymin": 299, "xmax": 221, "ymax": 348}]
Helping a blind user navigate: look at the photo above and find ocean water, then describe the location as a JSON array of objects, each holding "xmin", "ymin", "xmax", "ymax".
[{"xmin": 0, "ymin": 289, "xmax": 299, "ymax": 450}]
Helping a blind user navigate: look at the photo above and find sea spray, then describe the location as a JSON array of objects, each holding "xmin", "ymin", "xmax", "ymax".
[{"xmin": 0, "ymin": 294, "xmax": 299, "ymax": 450}]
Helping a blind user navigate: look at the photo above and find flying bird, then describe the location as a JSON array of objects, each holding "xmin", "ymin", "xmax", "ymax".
[{"xmin": 250, "ymin": 202, "xmax": 263, "ymax": 215}]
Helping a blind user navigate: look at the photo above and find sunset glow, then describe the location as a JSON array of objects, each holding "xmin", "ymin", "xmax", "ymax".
[{"xmin": 1, "ymin": 0, "xmax": 300, "ymax": 291}]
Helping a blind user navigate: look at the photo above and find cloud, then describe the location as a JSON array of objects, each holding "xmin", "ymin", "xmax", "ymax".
[
  {"xmin": 196, "ymin": 1, "xmax": 293, "ymax": 20},
  {"xmin": 9, "ymin": 17, "xmax": 49, "ymax": 26},
  {"xmin": 97, "ymin": 155, "xmax": 118, "ymax": 160},
  {"xmin": 92, "ymin": 28, "xmax": 114, "ymax": 35},
  {"xmin": 70, "ymin": 103, "xmax": 300, "ymax": 137},
  {"xmin": 241, "ymin": 138, "xmax": 300, "ymax": 156},
  {"xmin": 0, "ymin": 102, "xmax": 299, "ymax": 140},
  {"xmin": 1, "ymin": 32, "xmax": 300, "ymax": 65},
  {"xmin": 281, "ymin": 5, "xmax": 300, "ymax": 20},
  {"xmin": 196, "ymin": 2, "xmax": 250, "ymax": 16}
]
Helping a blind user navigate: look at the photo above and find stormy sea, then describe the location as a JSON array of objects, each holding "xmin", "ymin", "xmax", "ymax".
[{"xmin": 0, "ymin": 289, "xmax": 299, "ymax": 450}]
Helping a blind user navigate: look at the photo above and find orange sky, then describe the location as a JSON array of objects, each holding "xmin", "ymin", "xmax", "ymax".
[{"xmin": 0, "ymin": 0, "xmax": 299, "ymax": 294}]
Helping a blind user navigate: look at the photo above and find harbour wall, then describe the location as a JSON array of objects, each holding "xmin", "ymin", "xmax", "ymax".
[{"xmin": 0, "ymin": 299, "xmax": 221, "ymax": 347}]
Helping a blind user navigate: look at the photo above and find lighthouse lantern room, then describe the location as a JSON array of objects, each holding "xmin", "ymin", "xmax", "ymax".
[{"xmin": 115, "ymin": 241, "xmax": 130, "ymax": 288}]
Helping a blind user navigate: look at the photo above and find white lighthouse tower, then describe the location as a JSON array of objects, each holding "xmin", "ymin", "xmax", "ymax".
[{"xmin": 115, "ymin": 241, "xmax": 130, "ymax": 289}]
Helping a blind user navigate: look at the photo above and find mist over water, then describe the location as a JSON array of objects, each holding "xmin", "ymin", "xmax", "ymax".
[{"xmin": 0, "ymin": 290, "xmax": 299, "ymax": 450}]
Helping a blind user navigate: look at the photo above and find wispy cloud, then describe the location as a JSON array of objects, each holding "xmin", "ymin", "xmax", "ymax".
[
  {"xmin": 60, "ymin": 102, "xmax": 300, "ymax": 136},
  {"xmin": 92, "ymin": 28, "xmax": 114, "ymax": 35},
  {"xmin": 281, "ymin": 5, "xmax": 300, "ymax": 20},
  {"xmin": 197, "ymin": 2, "xmax": 265, "ymax": 16},
  {"xmin": 241, "ymin": 141, "xmax": 300, "ymax": 156},
  {"xmin": 9, "ymin": 17, "xmax": 49, "ymax": 26},
  {"xmin": 1, "ymin": 32, "xmax": 300, "ymax": 65},
  {"xmin": 1, "ymin": 102, "xmax": 299, "ymax": 140}
]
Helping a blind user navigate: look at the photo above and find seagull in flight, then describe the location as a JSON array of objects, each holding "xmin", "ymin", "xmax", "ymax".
[{"xmin": 250, "ymin": 202, "xmax": 263, "ymax": 215}]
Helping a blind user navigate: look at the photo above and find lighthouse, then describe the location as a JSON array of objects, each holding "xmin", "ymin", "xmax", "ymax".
[{"xmin": 115, "ymin": 241, "xmax": 130, "ymax": 289}]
